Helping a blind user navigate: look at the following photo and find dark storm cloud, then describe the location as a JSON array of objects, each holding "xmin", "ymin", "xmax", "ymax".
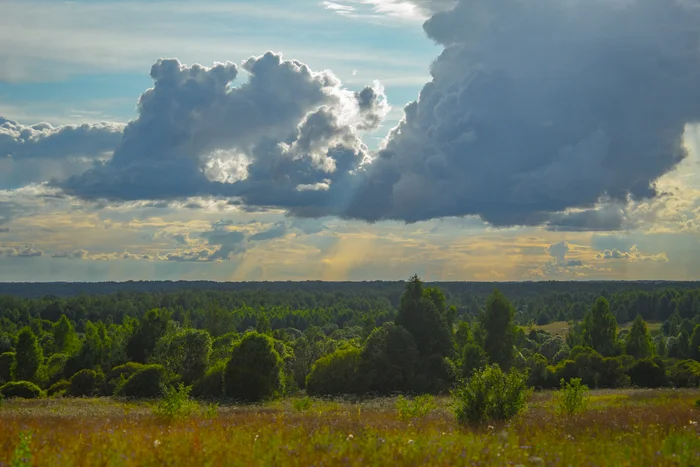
[
  {"xmin": 343, "ymin": 0, "xmax": 700, "ymax": 226},
  {"xmin": 546, "ymin": 204, "xmax": 628, "ymax": 232}
]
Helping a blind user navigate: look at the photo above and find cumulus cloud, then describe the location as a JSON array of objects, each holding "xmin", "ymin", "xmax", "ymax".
[
  {"xmin": 62, "ymin": 53, "xmax": 385, "ymax": 211},
  {"xmin": 343, "ymin": 0, "xmax": 700, "ymax": 225},
  {"xmin": 596, "ymin": 245, "xmax": 668, "ymax": 262},
  {"xmin": 14, "ymin": 0, "xmax": 700, "ymax": 232}
]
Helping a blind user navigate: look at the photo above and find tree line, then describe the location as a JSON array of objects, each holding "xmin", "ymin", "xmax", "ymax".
[{"xmin": 0, "ymin": 276, "xmax": 699, "ymax": 401}]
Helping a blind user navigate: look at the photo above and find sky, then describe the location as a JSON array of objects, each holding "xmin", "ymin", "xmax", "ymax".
[{"xmin": 1, "ymin": 0, "xmax": 700, "ymax": 282}]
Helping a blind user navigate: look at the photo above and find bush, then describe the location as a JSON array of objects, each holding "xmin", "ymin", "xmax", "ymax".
[
  {"xmin": 224, "ymin": 333, "xmax": 284, "ymax": 402},
  {"xmin": 396, "ymin": 395, "xmax": 435, "ymax": 422},
  {"xmin": 152, "ymin": 383, "xmax": 197, "ymax": 420},
  {"xmin": 292, "ymin": 396, "xmax": 313, "ymax": 412},
  {"xmin": 306, "ymin": 347, "xmax": 360, "ymax": 396},
  {"xmin": 191, "ymin": 360, "xmax": 226, "ymax": 399},
  {"xmin": 555, "ymin": 378, "xmax": 590, "ymax": 415},
  {"xmin": 454, "ymin": 364, "xmax": 532, "ymax": 426},
  {"xmin": 117, "ymin": 365, "xmax": 168, "ymax": 398},
  {"xmin": 526, "ymin": 353, "xmax": 553, "ymax": 389},
  {"xmin": 106, "ymin": 362, "xmax": 145, "ymax": 394},
  {"xmin": 667, "ymin": 360, "xmax": 700, "ymax": 388},
  {"xmin": 68, "ymin": 369, "xmax": 103, "ymax": 397},
  {"xmin": 552, "ymin": 351, "xmax": 629, "ymax": 388},
  {"xmin": 628, "ymin": 358, "xmax": 667, "ymax": 388},
  {"xmin": 47, "ymin": 380, "xmax": 70, "ymax": 397},
  {"xmin": 0, "ymin": 381, "xmax": 43, "ymax": 399}
]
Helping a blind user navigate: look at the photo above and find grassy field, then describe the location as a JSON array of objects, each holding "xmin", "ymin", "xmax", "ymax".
[
  {"xmin": 526, "ymin": 321, "xmax": 664, "ymax": 338},
  {"xmin": 0, "ymin": 389, "xmax": 699, "ymax": 466}
]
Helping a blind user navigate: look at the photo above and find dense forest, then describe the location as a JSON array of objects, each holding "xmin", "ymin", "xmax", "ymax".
[{"xmin": 0, "ymin": 278, "xmax": 699, "ymax": 401}]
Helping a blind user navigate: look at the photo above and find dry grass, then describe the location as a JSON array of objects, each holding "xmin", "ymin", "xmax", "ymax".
[{"xmin": 0, "ymin": 389, "xmax": 699, "ymax": 466}]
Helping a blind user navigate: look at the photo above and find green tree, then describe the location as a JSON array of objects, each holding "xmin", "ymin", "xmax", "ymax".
[
  {"xmin": 126, "ymin": 308, "xmax": 170, "ymax": 363},
  {"xmin": 255, "ymin": 315, "xmax": 272, "ymax": 335},
  {"xmin": 12, "ymin": 328, "xmax": 43, "ymax": 382},
  {"xmin": 51, "ymin": 315, "xmax": 80, "ymax": 356},
  {"xmin": 153, "ymin": 328, "xmax": 212, "ymax": 384},
  {"xmin": 0, "ymin": 352, "xmax": 14, "ymax": 384},
  {"xmin": 224, "ymin": 332, "xmax": 284, "ymax": 402},
  {"xmin": 624, "ymin": 315, "xmax": 654, "ymax": 359},
  {"xmin": 395, "ymin": 276, "xmax": 452, "ymax": 358},
  {"xmin": 358, "ymin": 322, "xmax": 418, "ymax": 394},
  {"xmin": 582, "ymin": 297, "xmax": 618, "ymax": 356},
  {"xmin": 480, "ymin": 289, "xmax": 517, "ymax": 369},
  {"xmin": 690, "ymin": 325, "xmax": 700, "ymax": 361}
]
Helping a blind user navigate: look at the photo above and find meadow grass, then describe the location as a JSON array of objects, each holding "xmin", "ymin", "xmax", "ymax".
[
  {"xmin": 526, "ymin": 321, "xmax": 663, "ymax": 337},
  {"xmin": 0, "ymin": 389, "xmax": 699, "ymax": 466}
]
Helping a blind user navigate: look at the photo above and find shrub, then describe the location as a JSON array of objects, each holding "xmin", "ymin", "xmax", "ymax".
[
  {"xmin": 152, "ymin": 383, "xmax": 197, "ymax": 420},
  {"xmin": 191, "ymin": 361, "xmax": 225, "ymax": 399},
  {"xmin": 555, "ymin": 378, "xmax": 590, "ymax": 415},
  {"xmin": 396, "ymin": 394, "xmax": 435, "ymax": 422},
  {"xmin": 47, "ymin": 380, "xmax": 70, "ymax": 397},
  {"xmin": 667, "ymin": 360, "xmax": 700, "ymax": 388},
  {"xmin": 117, "ymin": 365, "xmax": 168, "ymax": 398},
  {"xmin": 526, "ymin": 353, "xmax": 554, "ymax": 389},
  {"xmin": 306, "ymin": 347, "xmax": 360, "ymax": 396},
  {"xmin": 0, "ymin": 381, "xmax": 43, "ymax": 399},
  {"xmin": 292, "ymin": 396, "xmax": 313, "ymax": 412},
  {"xmin": 106, "ymin": 362, "xmax": 145, "ymax": 394},
  {"xmin": 628, "ymin": 358, "xmax": 667, "ymax": 388},
  {"xmin": 695, "ymin": 398, "xmax": 700, "ymax": 410},
  {"xmin": 68, "ymin": 369, "xmax": 103, "ymax": 397},
  {"xmin": 224, "ymin": 333, "xmax": 284, "ymax": 402},
  {"xmin": 453, "ymin": 364, "xmax": 532, "ymax": 426}
]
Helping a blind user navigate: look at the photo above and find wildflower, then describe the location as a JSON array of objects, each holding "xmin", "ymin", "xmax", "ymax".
[
  {"xmin": 408, "ymin": 439, "xmax": 415, "ymax": 445},
  {"xmin": 347, "ymin": 434, "xmax": 354, "ymax": 440},
  {"xmin": 153, "ymin": 440, "xmax": 161, "ymax": 448},
  {"xmin": 690, "ymin": 420, "xmax": 697, "ymax": 426},
  {"xmin": 487, "ymin": 425, "xmax": 495, "ymax": 432}
]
